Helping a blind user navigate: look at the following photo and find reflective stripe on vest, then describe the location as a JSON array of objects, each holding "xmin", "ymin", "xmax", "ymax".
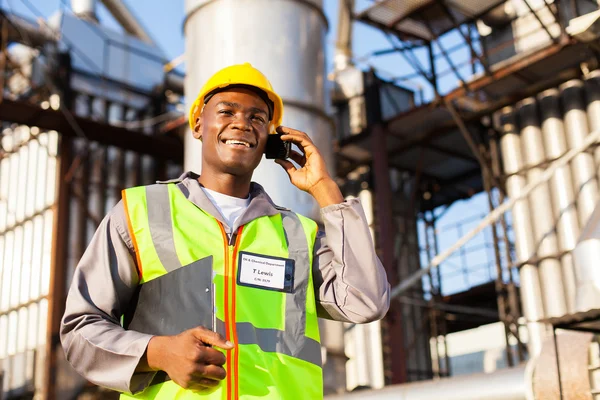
[{"xmin": 120, "ymin": 183, "xmax": 322, "ymax": 400}]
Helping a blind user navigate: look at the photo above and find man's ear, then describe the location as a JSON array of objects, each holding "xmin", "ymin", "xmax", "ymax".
[{"xmin": 192, "ymin": 117, "xmax": 202, "ymax": 141}]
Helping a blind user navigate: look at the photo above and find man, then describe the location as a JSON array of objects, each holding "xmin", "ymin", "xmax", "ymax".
[{"xmin": 61, "ymin": 63, "xmax": 390, "ymax": 399}]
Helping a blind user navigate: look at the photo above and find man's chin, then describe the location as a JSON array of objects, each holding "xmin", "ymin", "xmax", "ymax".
[{"xmin": 221, "ymin": 161, "xmax": 259, "ymax": 177}]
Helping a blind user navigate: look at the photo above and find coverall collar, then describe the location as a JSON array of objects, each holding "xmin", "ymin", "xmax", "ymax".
[{"xmin": 161, "ymin": 171, "xmax": 289, "ymax": 232}]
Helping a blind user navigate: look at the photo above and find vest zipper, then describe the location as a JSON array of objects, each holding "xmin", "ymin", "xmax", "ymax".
[{"xmin": 218, "ymin": 222, "xmax": 243, "ymax": 400}]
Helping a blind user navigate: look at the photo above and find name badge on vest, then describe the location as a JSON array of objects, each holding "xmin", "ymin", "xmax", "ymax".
[{"xmin": 237, "ymin": 251, "xmax": 295, "ymax": 293}]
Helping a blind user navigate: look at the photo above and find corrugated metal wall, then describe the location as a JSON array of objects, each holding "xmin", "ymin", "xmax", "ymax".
[
  {"xmin": 0, "ymin": 88, "xmax": 182, "ymax": 399},
  {"xmin": 0, "ymin": 125, "xmax": 58, "ymax": 397}
]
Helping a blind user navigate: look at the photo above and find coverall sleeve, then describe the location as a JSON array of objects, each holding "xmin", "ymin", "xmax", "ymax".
[
  {"xmin": 60, "ymin": 201, "xmax": 156, "ymax": 394},
  {"xmin": 313, "ymin": 198, "xmax": 391, "ymax": 323}
]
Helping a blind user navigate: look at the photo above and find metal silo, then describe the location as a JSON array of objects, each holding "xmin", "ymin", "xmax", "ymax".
[{"xmin": 183, "ymin": 0, "xmax": 333, "ymax": 221}]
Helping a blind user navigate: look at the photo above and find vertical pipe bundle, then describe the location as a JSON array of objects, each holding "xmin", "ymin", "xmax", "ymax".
[
  {"xmin": 560, "ymin": 80, "xmax": 599, "ymax": 226},
  {"xmin": 496, "ymin": 106, "xmax": 546, "ymax": 356},
  {"xmin": 497, "ymin": 75, "xmax": 600, "ymax": 351},
  {"xmin": 537, "ymin": 89, "xmax": 579, "ymax": 314},
  {"xmin": 517, "ymin": 98, "xmax": 567, "ymax": 318}
]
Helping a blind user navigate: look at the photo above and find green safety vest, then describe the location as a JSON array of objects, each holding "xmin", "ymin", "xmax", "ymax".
[{"xmin": 119, "ymin": 183, "xmax": 323, "ymax": 399}]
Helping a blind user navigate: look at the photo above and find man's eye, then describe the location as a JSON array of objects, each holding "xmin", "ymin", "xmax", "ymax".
[
  {"xmin": 219, "ymin": 110, "xmax": 233, "ymax": 115},
  {"xmin": 252, "ymin": 115, "xmax": 265, "ymax": 123}
]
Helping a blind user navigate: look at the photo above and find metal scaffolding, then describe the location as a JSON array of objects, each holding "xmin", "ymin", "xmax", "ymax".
[{"xmin": 334, "ymin": 0, "xmax": 600, "ymax": 387}]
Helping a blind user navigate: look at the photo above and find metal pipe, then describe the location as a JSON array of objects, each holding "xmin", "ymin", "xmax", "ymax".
[
  {"xmin": 517, "ymin": 97, "xmax": 567, "ymax": 318},
  {"xmin": 489, "ymin": 129, "xmax": 526, "ymax": 362},
  {"xmin": 583, "ymin": 70, "xmax": 600, "ymax": 185},
  {"xmin": 573, "ymin": 203, "xmax": 600, "ymax": 312},
  {"xmin": 70, "ymin": 0, "xmax": 98, "ymax": 22},
  {"xmin": 537, "ymin": 88, "xmax": 579, "ymax": 314},
  {"xmin": 496, "ymin": 106, "xmax": 546, "ymax": 356},
  {"xmin": 43, "ymin": 135, "xmax": 72, "ymax": 400},
  {"xmin": 326, "ymin": 364, "xmax": 530, "ymax": 400},
  {"xmin": 372, "ymin": 125, "xmax": 408, "ymax": 385},
  {"xmin": 483, "ymin": 160, "xmax": 514, "ymax": 366},
  {"xmin": 560, "ymin": 79, "xmax": 599, "ymax": 227},
  {"xmin": 99, "ymin": 0, "xmax": 156, "ymax": 44},
  {"xmin": 334, "ymin": 0, "xmax": 354, "ymax": 71}
]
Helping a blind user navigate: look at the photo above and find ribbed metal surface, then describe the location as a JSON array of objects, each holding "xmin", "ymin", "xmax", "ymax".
[
  {"xmin": 0, "ymin": 126, "xmax": 57, "ymax": 397},
  {"xmin": 0, "ymin": 13, "xmax": 183, "ymax": 396}
]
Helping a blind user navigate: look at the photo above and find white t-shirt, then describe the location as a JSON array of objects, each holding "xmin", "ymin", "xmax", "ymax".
[{"xmin": 202, "ymin": 187, "xmax": 251, "ymax": 230}]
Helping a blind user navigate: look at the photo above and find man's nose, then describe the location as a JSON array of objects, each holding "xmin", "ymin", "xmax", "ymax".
[{"xmin": 231, "ymin": 114, "xmax": 251, "ymax": 130}]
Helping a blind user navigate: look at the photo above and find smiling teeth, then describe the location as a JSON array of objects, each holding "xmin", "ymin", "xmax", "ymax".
[{"xmin": 225, "ymin": 139, "xmax": 250, "ymax": 148}]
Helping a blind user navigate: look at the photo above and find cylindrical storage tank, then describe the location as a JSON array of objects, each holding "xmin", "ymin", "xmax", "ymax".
[
  {"xmin": 184, "ymin": 0, "xmax": 333, "ymax": 221},
  {"xmin": 584, "ymin": 70, "xmax": 600, "ymax": 180},
  {"xmin": 560, "ymin": 80, "xmax": 599, "ymax": 226},
  {"xmin": 537, "ymin": 89, "xmax": 580, "ymax": 314},
  {"xmin": 517, "ymin": 98, "xmax": 567, "ymax": 318},
  {"xmin": 496, "ymin": 106, "xmax": 546, "ymax": 356}
]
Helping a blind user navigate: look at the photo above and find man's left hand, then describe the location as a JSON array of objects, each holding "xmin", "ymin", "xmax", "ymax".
[{"xmin": 275, "ymin": 126, "xmax": 344, "ymax": 207}]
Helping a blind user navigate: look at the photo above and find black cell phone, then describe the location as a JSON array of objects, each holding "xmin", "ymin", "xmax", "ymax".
[{"xmin": 265, "ymin": 132, "xmax": 291, "ymax": 160}]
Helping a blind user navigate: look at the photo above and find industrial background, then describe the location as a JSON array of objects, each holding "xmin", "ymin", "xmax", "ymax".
[{"xmin": 2, "ymin": 0, "xmax": 600, "ymax": 399}]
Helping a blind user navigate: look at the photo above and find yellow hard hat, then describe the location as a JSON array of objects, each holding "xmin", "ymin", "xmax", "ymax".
[{"xmin": 188, "ymin": 63, "xmax": 283, "ymax": 133}]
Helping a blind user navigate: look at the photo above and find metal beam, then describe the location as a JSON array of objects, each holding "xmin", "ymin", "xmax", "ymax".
[
  {"xmin": 427, "ymin": 42, "xmax": 439, "ymax": 96},
  {"xmin": 421, "ymin": 16, "xmax": 470, "ymax": 92},
  {"xmin": 436, "ymin": 0, "xmax": 492, "ymax": 76},
  {"xmin": 372, "ymin": 123, "xmax": 408, "ymax": 384},
  {"xmin": 0, "ymin": 98, "xmax": 183, "ymax": 162},
  {"xmin": 384, "ymin": 33, "xmax": 436, "ymax": 89},
  {"xmin": 43, "ymin": 136, "xmax": 72, "ymax": 400},
  {"xmin": 444, "ymin": 100, "xmax": 497, "ymax": 184},
  {"xmin": 445, "ymin": 41, "xmax": 566, "ymax": 102},
  {"xmin": 99, "ymin": 0, "xmax": 157, "ymax": 45}
]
